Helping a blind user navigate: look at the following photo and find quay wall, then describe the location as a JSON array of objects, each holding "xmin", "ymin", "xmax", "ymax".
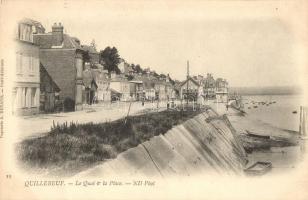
[{"xmin": 77, "ymin": 109, "xmax": 247, "ymax": 178}]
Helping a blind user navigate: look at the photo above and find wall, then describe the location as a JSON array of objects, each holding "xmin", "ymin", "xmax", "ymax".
[
  {"xmin": 77, "ymin": 110, "xmax": 247, "ymax": 178},
  {"xmin": 15, "ymin": 41, "xmax": 40, "ymax": 84},
  {"xmin": 40, "ymin": 65, "xmax": 59, "ymax": 112},
  {"xmin": 13, "ymin": 41, "xmax": 40, "ymax": 115},
  {"xmin": 110, "ymin": 81, "xmax": 131, "ymax": 101},
  {"xmin": 96, "ymin": 80, "xmax": 110, "ymax": 102},
  {"xmin": 39, "ymin": 49, "xmax": 76, "ymax": 101},
  {"xmin": 110, "ymin": 82, "xmax": 121, "ymax": 94},
  {"xmin": 180, "ymin": 79, "xmax": 199, "ymax": 99},
  {"xmin": 120, "ymin": 82, "xmax": 131, "ymax": 101}
]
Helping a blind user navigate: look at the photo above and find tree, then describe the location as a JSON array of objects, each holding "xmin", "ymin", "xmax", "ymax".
[
  {"xmin": 135, "ymin": 64, "xmax": 142, "ymax": 74},
  {"xmin": 130, "ymin": 63, "xmax": 136, "ymax": 71},
  {"xmin": 83, "ymin": 51, "xmax": 91, "ymax": 64},
  {"xmin": 126, "ymin": 74, "xmax": 134, "ymax": 81},
  {"xmin": 99, "ymin": 46, "xmax": 121, "ymax": 74}
]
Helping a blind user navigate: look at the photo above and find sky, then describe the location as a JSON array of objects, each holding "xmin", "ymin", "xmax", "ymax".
[{"xmin": 6, "ymin": 0, "xmax": 306, "ymax": 88}]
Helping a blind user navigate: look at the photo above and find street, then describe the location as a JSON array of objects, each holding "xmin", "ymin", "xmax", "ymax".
[{"xmin": 14, "ymin": 101, "xmax": 168, "ymax": 142}]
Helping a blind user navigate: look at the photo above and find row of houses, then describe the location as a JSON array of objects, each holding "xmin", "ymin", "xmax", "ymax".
[
  {"xmin": 88, "ymin": 68, "xmax": 176, "ymax": 103},
  {"xmin": 13, "ymin": 19, "xmax": 101, "ymax": 115},
  {"xmin": 12, "ymin": 19, "xmax": 178, "ymax": 115},
  {"xmin": 12, "ymin": 18, "xmax": 229, "ymax": 116},
  {"xmin": 174, "ymin": 73, "xmax": 229, "ymax": 103}
]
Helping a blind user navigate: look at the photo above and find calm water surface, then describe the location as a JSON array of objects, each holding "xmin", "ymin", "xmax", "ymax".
[
  {"xmin": 242, "ymin": 95, "xmax": 304, "ymax": 131},
  {"xmin": 242, "ymin": 95, "xmax": 305, "ymax": 174}
]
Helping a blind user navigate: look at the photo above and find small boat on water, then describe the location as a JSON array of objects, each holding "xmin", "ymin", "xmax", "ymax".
[
  {"xmin": 244, "ymin": 161, "xmax": 272, "ymax": 176},
  {"xmin": 246, "ymin": 130, "xmax": 270, "ymax": 139}
]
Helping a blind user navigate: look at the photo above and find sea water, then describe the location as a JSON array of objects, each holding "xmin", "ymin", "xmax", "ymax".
[
  {"xmin": 242, "ymin": 95, "xmax": 304, "ymax": 132},
  {"xmin": 242, "ymin": 95, "xmax": 305, "ymax": 174}
]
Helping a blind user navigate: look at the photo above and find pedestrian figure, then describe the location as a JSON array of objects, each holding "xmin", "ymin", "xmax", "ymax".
[{"xmin": 167, "ymin": 101, "xmax": 170, "ymax": 109}]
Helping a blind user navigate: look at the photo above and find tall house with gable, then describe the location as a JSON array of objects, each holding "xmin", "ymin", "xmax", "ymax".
[
  {"xmin": 34, "ymin": 23, "xmax": 86, "ymax": 111},
  {"xmin": 13, "ymin": 19, "xmax": 42, "ymax": 115}
]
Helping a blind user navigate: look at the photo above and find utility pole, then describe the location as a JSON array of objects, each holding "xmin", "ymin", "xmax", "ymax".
[
  {"xmin": 186, "ymin": 60, "xmax": 189, "ymax": 107},
  {"xmin": 124, "ymin": 97, "xmax": 133, "ymax": 124}
]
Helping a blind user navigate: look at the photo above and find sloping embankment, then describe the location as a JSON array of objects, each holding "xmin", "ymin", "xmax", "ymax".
[{"xmin": 77, "ymin": 109, "xmax": 247, "ymax": 178}]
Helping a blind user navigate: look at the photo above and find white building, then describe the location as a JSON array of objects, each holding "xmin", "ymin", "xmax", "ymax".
[
  {"xmin": 215, "ymin": 78, "xmax": 229, "ymax": 103},
  {"xmin": 12, "ymin": 19, "xmax": 41, "ymax": 115},
  {"xmin": 179, "ymin": 77, "xmax": 200, "ymax": 101},
  {"xmin": 109, "ymin": 75, "xmax": 131, "ymax": 101}
]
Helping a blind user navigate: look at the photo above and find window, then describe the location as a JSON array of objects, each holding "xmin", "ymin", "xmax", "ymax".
[
  {"xmin": 14, "ymin": 87, "xmax": 21, "ymax": 108},
  {"xmin": 29, "ymin": 25, "xmax": 33, "ymax": 42},
  {"xmin": 28, "ymin": 56, "xmax": 37, "ymax": 74},
  {"xmin": 26, "ymin": 27, "xmax": 30, "ymax": 41},
  {"xmin": 16, "ymin": 53, "xmax": 19, "ymax": 73},
  {"xmin": 26, "ymin": 88, "xmax": 30, "ymax": 108},
  {"xmin": 19, "ymin": 24, "xmax": 33, "ymax": 42},
  {"xmin": 23, "ymin": 55, "xmax": 29, "ymax": 74},
  {"xmin": 31, "ymin": 88, "xmax": 36, "ymax": 106},
  {"xmin": 16, "ymin": 52, "xmax": 22, "ymax": 74},
  {"xmin": 22, "ymin": 25, "xmax": 27, "ymax": 41},
  {"xmin": 22, "ymin": 88, "xmax": 26, "ymax": 108},
  {"xmin": 29, "ymin": 55, "xmax": 32, "ymax": 72}
]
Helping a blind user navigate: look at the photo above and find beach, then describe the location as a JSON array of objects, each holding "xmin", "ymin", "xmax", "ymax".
[{"xmin": 210, "ymin": 94, "xmax": 305, "ymax": 175}]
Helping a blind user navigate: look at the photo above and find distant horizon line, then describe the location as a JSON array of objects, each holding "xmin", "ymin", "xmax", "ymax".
[
  {"xmin": 229, "ymin": 85, "xmax": 303, "ymax": 95},
  {"xmin": 229, "ymin": 85, "xmax": 302, "ymax": 89}
]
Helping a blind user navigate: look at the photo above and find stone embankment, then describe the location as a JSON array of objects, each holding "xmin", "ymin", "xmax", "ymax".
[{"xmin": 77, "ymin": 108, "xmax": 247, "ymax": 178}]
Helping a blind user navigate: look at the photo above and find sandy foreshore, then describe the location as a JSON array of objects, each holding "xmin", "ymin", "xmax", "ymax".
[
  {"xmin": 209, "ymin": 100, "xmax": 300, "ymax": 139},
  {"xmin": 209, "ymin": 101, "xmax": 304, "ymax": 175}
]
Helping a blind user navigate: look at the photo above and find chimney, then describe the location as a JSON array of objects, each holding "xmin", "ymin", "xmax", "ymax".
[
  {"xmin": 52, "ymin": 22, "xmax": 64, "ymax": 46},
  {"xmin": 166, "ymin": 74, "xmax": 170, "ymax": 82}
]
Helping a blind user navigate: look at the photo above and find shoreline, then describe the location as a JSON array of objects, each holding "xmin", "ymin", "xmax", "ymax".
[
  {"xmin": 210, "ymin": 102, "xmax": 300, "ymax": 147},
  {"xmin": 214, "ymin": 104, "xmax": 303, "ymax": 175}
]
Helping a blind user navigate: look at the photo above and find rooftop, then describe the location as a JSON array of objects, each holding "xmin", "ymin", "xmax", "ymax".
[{"xmin": 34, "ymin": 33, "xmax": 83, "ymax": 50}]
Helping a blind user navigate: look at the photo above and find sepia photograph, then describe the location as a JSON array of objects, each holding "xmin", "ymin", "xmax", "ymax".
[{"xmin": 0, "ymin": 0, "xmax": 307, "ymax": 199}]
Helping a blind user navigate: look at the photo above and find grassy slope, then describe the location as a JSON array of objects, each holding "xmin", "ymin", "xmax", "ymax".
[{"xmin": 16, "ymin": 109, "xmax": 203, "ymax": 175}]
